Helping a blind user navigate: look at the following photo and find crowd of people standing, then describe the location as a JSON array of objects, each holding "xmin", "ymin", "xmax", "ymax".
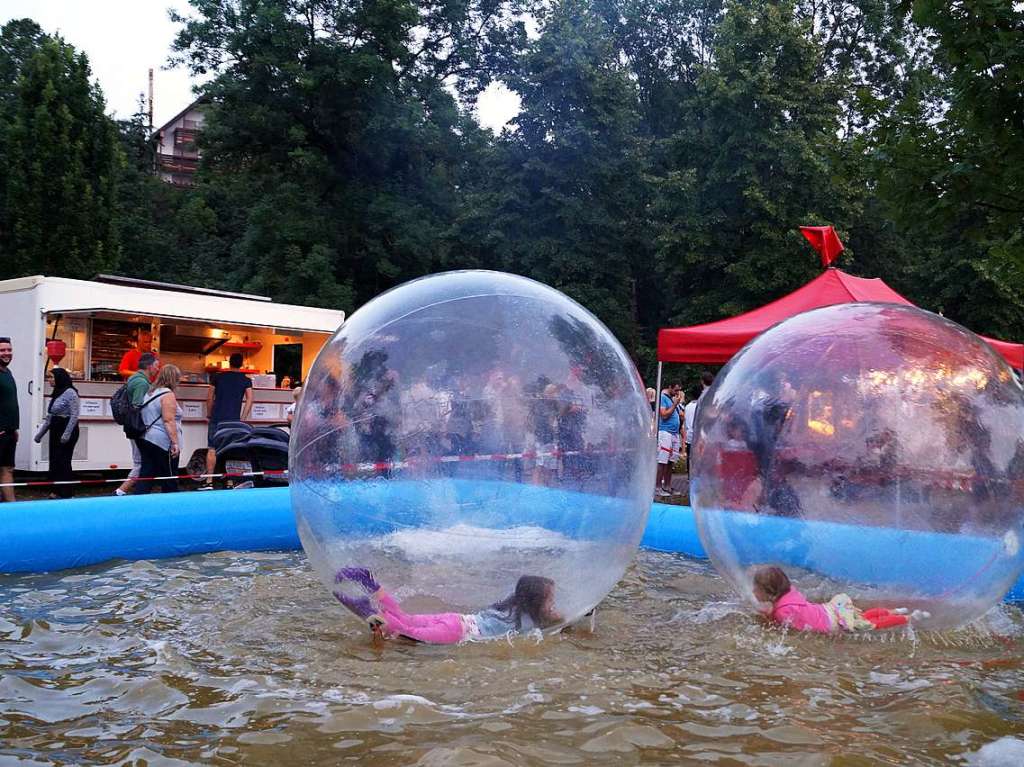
[{"xmin": 1, "ymin": 324, "xmax": 718, "ymax": 502}]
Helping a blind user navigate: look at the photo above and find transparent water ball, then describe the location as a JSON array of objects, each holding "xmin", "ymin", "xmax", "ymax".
[
  {"xmin": 290, "ymin": 271, "xmax": 655, "ymax": 632},
  {"xmin": 691, "ymin": 303, "xmax": 1024, "ymax": 629}
]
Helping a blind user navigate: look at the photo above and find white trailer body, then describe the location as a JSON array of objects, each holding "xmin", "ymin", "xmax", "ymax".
[{"xmin": 0, "ymin": 276, "xmax": 344, "ymax": 473}]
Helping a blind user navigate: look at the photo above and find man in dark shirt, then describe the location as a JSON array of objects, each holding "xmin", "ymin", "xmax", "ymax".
[
  {"xmin": 203, "ymin": 353, "xmax": 254, "ymax": 488},
  {"xmin": 0, "ymin": 337, "xmax": 19, "ymax": 502}
]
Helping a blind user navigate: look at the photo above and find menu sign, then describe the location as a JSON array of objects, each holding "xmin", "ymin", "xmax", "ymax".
[
  {"xmin": 250, "ymin": 402, "xmax": 281, "ymax": 421},
  {"xmin": 182, "ymin": 401, "xmax": 205, "ymax": 420},
  {"xmin": 79, "ymin": 398, "xmax": 106, "ymax": 418}
]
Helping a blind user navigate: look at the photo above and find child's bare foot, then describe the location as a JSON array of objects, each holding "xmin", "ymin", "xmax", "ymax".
[{"xmin": 369, "ymin": 616, "xmax": 388, "ymax": 639}]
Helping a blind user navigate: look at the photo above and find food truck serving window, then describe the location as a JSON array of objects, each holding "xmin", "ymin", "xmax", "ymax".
[
  {"xmin": 43, "ymin": 305, "xmax": 334, "ymax": 390},
  {"xmin": 45, "ymin": 312, "xmax": 153, "ymax": 382},
  {"xmin": 91, "ymin": 319, "xmax": 152, "ymax": 381}
]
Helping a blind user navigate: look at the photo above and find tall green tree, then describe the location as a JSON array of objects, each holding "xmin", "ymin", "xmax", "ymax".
[
  {"xmin": 169, "ymin": 0, "xmax": 530, "ymax": 309},
  {"xmin": 860, "ymin": 1, "xmax": 1024, "ymax": 338},
  {"xmin": 0, "ymin": 19, "xmax": 45, "ymax": 112},
  {"xmin": 653, "ymin": 0, "xmax": 850, "ymax": 327},
  {"xmin": 0, "ymin": 19, "xmax": 46, "ymax": 268},
  {"xmin": 1, "ymin": 35, "xmax": 121, "ymax": 278},
  {"xmin": 456, "ymin": 0, "xmax": 651, "ymax": 345},
  {"xmin": 592, "ymin": 0, "xmax": 723, "ymax": 140}
]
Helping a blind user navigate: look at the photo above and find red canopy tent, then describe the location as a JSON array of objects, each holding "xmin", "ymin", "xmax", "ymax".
[{"xmin": 657, "ymin": 267, "xmax": 1024, "ymax": 369}]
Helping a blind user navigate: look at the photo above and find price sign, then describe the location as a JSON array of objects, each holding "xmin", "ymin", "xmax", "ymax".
[
  {"xmin": 250, "ymin": 402, "xmax": 281, "ymax": 421},
  {"xmin": 79, "ymin": 398, "xmax": 105, "ymax": 418},
  {"xmin": 182, "ymin": 401, "xmax": 205, "ymax": 419}
]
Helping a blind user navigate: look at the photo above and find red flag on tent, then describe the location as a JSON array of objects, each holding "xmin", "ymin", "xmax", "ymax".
[{"xmin": 799, "ymin": 225, "xmax": 844, "ymax": 267}]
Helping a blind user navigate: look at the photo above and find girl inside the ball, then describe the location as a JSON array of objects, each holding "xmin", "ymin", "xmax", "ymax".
[
  {"xmin": 333, "ymin": 568, "xmax": 564, "ymax": 643},
  {"xmin": 752, "ymin": 566, "xmax": 929, "ymax": 633}
]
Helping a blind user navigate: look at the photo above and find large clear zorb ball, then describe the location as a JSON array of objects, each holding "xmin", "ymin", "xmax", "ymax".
[
  {"xmin": 290, "ymin": 271, "xmax": 655, "ymax": 631},
  {"xmin": 692, "ymin": 303, "xmax": 1024, "ymax": 629}
]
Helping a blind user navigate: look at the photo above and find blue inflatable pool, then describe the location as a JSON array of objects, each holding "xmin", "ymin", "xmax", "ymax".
[{"xmin": 2, "ymin": 484, "xmax": 1022, "ymax": 603}]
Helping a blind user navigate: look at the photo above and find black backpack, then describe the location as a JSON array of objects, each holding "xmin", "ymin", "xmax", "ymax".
[
  {"xmin": 109, "ymin": 383, "xmax": 134, "ymax": 425},
  {"xmin": 111, "ymin": 383, "xmax": 166, "ymax": 439}
]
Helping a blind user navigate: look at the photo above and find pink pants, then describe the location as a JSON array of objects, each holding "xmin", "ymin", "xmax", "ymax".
[
  {"xmin": 376, "ymin": 591, "xmax": 468, "ymax": 644},
  {"xmin": 862, "ymin": 607, "xmax": 908, "ymax": 630}
]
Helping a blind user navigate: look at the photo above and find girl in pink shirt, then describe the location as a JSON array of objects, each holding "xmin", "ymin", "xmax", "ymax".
[
  {"xmin": 333, "ymin": 567, "xmax": 564, "ymax": 643},
  {"xmin": 752, "ymin": 566, "xmax": 926, "ymax": 633}
]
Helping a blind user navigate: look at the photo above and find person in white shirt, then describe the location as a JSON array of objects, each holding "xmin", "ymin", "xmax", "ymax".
[
  {"xmin": 683, "ymin": 385, "xmax": 701, "ymax": 474},
  {"xmin": 286, "ymin": 386, "xmax": 302, "ymax": 425}
]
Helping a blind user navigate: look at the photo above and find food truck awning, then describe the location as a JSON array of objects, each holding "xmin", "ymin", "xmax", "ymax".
[
  {"xmin": 657, "ymin": 268, "xmax": 1024, "ymax": 369},
  {"xmin": 16, "ymin": 275, "xmax": 345, "ymax": 334}
]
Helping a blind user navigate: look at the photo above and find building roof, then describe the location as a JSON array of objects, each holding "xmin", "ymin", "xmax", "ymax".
[{"xmin": 151, "ymin": 97, "xmax": 208, "ymax": 138}]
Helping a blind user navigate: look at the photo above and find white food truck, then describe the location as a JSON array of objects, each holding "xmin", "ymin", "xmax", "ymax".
[{"xmin": 0, "ymin": 275, "xmax": 344, "ymax": 473}]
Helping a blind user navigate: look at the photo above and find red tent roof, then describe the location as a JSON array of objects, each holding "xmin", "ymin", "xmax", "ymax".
[{"xmin": 657, "ymin": 268, "xmax": 1024, "ymax": 369}]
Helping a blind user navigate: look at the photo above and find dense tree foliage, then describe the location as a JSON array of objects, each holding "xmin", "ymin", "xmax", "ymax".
[
  {"xmin": 2, "ymin": 1, "xmax": 1023, "ymax": 382},
  {"xmin": 0, "ymin": 22, "xmax": 120, "ymax": 277}
]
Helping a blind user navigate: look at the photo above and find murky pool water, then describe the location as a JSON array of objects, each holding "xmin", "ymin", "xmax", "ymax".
[{"xmin": 2, "ymin": 550, "xmax": 1024, "ymax": 765}]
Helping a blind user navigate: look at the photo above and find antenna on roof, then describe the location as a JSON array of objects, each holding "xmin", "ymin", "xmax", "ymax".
[{"xmin": 148, "ymin": 68, "xmax": 154, "ymax": 130}]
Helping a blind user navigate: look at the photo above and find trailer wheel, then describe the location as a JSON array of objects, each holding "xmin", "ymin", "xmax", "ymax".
[{"xmin": 184, "ymin": 450, "xmax": 207, "ymax": 484}]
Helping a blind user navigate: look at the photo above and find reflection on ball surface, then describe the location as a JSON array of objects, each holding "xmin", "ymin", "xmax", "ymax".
[
  {"xmin": 692, "ymin": 303, "xmax": 1024, "ymax": 629},
  {"xmin": 290, "ymin": 271, "xmax": 655, "ymax": 631}
]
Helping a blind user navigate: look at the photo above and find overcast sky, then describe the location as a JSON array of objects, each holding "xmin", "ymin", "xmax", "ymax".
[{"xmin": 1, "ymin": 0, "xmax": 518, "ymax": 131}]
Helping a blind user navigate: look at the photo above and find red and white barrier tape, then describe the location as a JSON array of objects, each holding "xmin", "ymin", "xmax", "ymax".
[
  {"xmin": 0, "ymin": 469, "xmax": 288, "ymax": 489},
  {"xmin": 334, "ymin": 447, "xmax": 598, "ymax": 474},
  {"xmin": 0, "ymin": 447, "xmax": 609, "ymax": 488}
]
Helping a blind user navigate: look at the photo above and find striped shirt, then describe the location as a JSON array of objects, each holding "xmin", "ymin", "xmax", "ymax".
[{"xmin": 35, "ymin": 389, "xmax": 80, "ymax": 443}]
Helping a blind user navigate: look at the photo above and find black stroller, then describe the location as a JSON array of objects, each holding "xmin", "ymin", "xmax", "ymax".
[{"xmin": 209, "ymin": 421, "xmax": 290, "ymax": 487}]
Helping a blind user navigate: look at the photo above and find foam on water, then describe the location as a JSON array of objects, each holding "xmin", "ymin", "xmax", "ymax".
[
  {"xmin": 376, "ymin": 523, "xmax": 585, "ymax": 559},
  {"xmin": 965, "ymin": 737, "xmax": 1024, "ymax": 767}
]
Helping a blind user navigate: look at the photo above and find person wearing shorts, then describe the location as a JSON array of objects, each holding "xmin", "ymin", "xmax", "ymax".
[
  {"xmin": 656, "ymin": 384, "xmax": 682, "ymax": 497},
  {"xmin": 0, "ymin": 337, "xmax": 18, "ymax": 502}
]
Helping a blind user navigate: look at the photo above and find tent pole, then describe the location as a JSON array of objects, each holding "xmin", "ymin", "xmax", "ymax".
[{"xmin": 654, "ymin": 361, "xmax": 663, "ymax": 421}]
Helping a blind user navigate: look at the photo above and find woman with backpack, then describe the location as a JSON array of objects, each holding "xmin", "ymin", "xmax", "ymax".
[
  {"xmin": 33, "ymin": 367, "xmax": 81, "ymax": 499},
  {"xmin": 133, "ymin": 364, "xmax": 183, "ymax": 495}
]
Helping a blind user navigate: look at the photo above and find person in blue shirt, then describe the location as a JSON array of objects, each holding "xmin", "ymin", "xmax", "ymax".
[{"xmin": 656, "ymin": 383, "xmax": 683, "ymax": 497}]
